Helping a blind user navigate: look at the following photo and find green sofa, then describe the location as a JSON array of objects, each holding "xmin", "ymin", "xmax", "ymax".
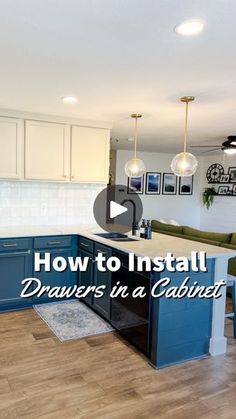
[{"xmin": 151, "ymin": 220, "xmax": 236, "ymax": 277}]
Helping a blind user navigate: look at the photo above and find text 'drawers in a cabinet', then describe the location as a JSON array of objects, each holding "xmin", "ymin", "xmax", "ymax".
[{"xmin": 20, "ymin": 276, "xmax": 226, "ymax": 300}]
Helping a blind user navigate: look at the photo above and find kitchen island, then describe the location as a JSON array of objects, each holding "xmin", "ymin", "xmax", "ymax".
[{"xmin": 0, "ymin": 224, "xmax": 235, "ymax": 368}]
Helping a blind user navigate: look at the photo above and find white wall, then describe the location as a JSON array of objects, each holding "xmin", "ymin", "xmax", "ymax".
[
  {"xmin": 115, "ymin": 150, "xmax": 202, "ymax": 228},
  {"xmin": 200, "ymin": 154, "xmax": 236, "ymax": 232},
  {"xmin": 0, "ymin": 181, "xmax": 103, "ymax": 226}
]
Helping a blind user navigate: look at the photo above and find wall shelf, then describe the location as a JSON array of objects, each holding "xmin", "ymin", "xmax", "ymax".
[
  {"xmin": 207, "ymin": 182, "xmax": 236, "ymax": 185},
  {"xmin": 214, "ymin": 194, "xmax": 236, "ymax": 197}
]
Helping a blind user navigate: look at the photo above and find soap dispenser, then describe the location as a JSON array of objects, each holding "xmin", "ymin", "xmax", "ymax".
[{"xmin": 145, "ymin": 220, "xmax": 152, "ymax": 240}]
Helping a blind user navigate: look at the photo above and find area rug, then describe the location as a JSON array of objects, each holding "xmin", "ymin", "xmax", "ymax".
[{"xmin": 33, "ymin": 300, "xmax": 114, "ymax": 342}]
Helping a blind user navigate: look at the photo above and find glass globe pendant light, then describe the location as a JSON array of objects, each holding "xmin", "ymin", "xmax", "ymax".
[
  {"xmin": 171, "ymin": 96, "xmax": 198, "ymax": 177},
  {"xmin": 125, "ymin": 113, "xmax": 146, "ymax": 177}
]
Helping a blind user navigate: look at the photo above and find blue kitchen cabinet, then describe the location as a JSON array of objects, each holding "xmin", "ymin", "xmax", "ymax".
[
  {"xmin": 78, "ymin": 237, "xmax": 94, "ymax": 306},
  {"xmin": 93, "ymin": 243, "xmax": 112, "ymax": 320},
  {"xmin": 78, "ymin": 238, "xmax": 112, "ymax": 320},
  {"xmin": 0, "ymin": 238, "xmax": 33, "ymax": 311},
  {"xmin": 78, "ymin": 248, "xmax": 94, "ymax": 306},
  {"xmin": 33, "ymin": 235, "xmax": 77, "ymax": 303}
]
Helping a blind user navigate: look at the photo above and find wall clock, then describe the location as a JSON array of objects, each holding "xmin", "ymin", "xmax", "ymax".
[{"xmin": 206, "ymin": 163, "xmax": 224, "ymax": 183}]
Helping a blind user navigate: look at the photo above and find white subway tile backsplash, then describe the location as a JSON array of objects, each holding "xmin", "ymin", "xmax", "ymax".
[{"xmin": 0, "ymin": 181, "xmax": 103, "ymax": 226}]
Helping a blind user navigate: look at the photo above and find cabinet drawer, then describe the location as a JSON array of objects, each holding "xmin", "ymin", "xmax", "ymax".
[
  {"xmin": 95, "ymin": 243, "xmax": 112, "ymax": 258},
  {"xmin": 0, "ymin": 238, "xmax": 30, "ymax": 252},
  {"xmin": 80, "ymin": 237, "xmax": 94, "ymax": 253},
  {"xmin": 34, "ymin": 236, "xmax": 72, "ymax": 249}
]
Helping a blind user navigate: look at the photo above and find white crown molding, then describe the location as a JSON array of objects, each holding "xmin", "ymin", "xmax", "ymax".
[{"xmin": 0, "ymin": 108, "xmax": 113, "ymax": 130}]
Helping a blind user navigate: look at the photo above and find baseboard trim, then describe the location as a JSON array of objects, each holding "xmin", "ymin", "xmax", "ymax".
[{"xmin": 209, "ymin": 336, "xmax": 227, "ymax": 356}]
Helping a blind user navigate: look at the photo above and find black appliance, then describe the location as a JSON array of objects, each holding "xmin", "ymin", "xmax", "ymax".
[{"xmin": 111, "ymin": 251, "xmax": 151, "ymax": 355}]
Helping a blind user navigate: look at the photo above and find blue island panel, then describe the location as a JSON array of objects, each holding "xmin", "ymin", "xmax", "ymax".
[{"xmin": 150, "ymin": 259, "xmax": 215, "ymax": 368}]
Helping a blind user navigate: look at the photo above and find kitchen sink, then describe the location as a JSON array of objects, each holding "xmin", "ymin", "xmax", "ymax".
[
  {"xmin": 110, "ymin": 237, "xmax": 138, "ymax": 242},
  {"xmin": 94, "ymin": 232, "xmax": 128, "ymax": 239},
  {"xmin": 94, "ymin": 232, "xmax": 138, "ymax": 242}
]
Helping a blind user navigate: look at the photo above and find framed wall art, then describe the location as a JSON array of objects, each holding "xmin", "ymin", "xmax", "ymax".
[
  {"xmin": 127, "ymin": 175, "xmax": 144, "ymax": 194},
  {"xmin": 218, "ymin": 185, "xmax": 229, "ymax": 195},
  {"xmin": 145, "ymin": 172, "xmax": 161, "ymax": 195},
  {"xmin": 220, "ymin": 174, "xmax": 230, "ymax": 183},
  {"xmin": 228, "ymin": 167, "xmax": 236, "ymax": 183},
  {"xmin": 162, "ymin": 173, "xmax": 177, "ymax": 195},
  {"xmin": 179, "ymin": 176, "xmax": 193, "ymax": 195}
]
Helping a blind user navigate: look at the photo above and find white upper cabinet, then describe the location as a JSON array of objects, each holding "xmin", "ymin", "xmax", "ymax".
[
  {"xmin": 25, "ymin": 120, "xmax": 70, "ymax": 181},
  {"xmin": 0, "ymin": 114, "xmax": 110, "ymax": 183},
  {"xmin": 0, "ymin": 117, "xmax": 24, "ymax": 179},
  {"xmin": 71, "ymin": 126, "xmax": 110, "ymax": 183}
]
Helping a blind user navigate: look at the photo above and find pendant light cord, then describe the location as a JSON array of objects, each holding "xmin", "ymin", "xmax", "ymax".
[
  {"xmin": 134, "ymin": 116, "xmax": 137, "ymax": 160},
  {"xmin": 184, "ymin": 101, "xmax": 188, "ymax": 154}
]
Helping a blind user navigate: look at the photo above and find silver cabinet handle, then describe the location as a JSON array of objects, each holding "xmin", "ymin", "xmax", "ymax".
[
  {"xmin": 2, "ymin": 250, "xmax": 29, "ymax": 255},
  {"xmin": 3, "ymin": 243, "xmax": 18, "ymax": 248},
  {"xmin": 81, "ymin": 242, "xmax": 89, "ymax": 247},
  {"xmin": 47, "ymin": 241, "xmax": 61, "ymax": 245},
  {"xmin": 97, "ymin": 249, "xmax": 107, "ymax": 255}
]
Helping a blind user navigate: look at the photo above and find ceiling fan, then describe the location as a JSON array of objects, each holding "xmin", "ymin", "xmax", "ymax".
[{"xmin": 190, "ymin": 136, "xmax": 236, "ymax": 155}]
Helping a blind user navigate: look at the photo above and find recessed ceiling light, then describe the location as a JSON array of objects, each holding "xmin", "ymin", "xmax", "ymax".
[
  {"xmin": 127, "ymin": 137, "xmax": 134, "ymax": 142},
  {"xmin": 175, "ymin": 20, "xmax": 205, "ymax": 36},
  {"xmin": 62, "ymin": 96, "xmax": 77, "ymax": 104}
]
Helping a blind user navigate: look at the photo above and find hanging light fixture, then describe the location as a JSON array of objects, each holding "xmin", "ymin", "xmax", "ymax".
[
  {"xmin": 125, "ymin": 113, "xmax": 146, "ymax": 177},
  {"xmin": 171, "ymin": 96, "xmax": 198, "ymax": 177}
]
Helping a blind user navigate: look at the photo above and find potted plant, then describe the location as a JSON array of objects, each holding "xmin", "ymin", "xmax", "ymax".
[{"xmin": 202, "ymin": 187, "xmax": 217, "ymax": 209}]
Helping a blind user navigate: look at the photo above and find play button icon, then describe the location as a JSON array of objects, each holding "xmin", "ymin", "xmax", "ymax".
[
  {"xmin": 93, "ymin": 184, "xmax": 143, "ymax": 234},
  {"xmin": 110, "ymin": 201, "xmax": 128, "ymax": 219}
]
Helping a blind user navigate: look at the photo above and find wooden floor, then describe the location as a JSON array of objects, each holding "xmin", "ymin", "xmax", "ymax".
[{"xmin": 0, "ymin": 307, "xmax": 236, "ymax": 419}]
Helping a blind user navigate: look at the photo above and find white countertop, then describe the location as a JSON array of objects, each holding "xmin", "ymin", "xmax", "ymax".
[{"xmin": 0, "ymin": 224, "xmax": 235, "ymax": 260}]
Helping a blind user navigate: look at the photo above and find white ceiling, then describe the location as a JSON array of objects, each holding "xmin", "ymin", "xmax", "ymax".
[{"xmin": 1, "ymin": 0, "xmax": 236, "ymax": 153}]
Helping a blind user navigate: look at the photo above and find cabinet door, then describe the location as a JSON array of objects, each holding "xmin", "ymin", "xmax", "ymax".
[
  {"xmin": 71, "ymin": 126, "xmax": 110, "ymax": 183},
  {"xmin": 33, "ymin": 248, "xmax": 76, "ymax": 303},
  {"xmin": 25, "ymin": 120, "xmax": 70, "ymax": 181},
  {"xmin": 93, "ymin": 244, "xmax": 111, "ymax": 320},
  {"xmin": 0, "ymin": 250, "xmax": 32, "ymax": 310},
  {"xmin": 93, "ymin": 267, "xmax": 111, "ymax": 320},
  {"xmin": 78, "ymin": 248, "xmax": 94, "ymax": 306},
  {"xmin": 0, "ymin": 117, "xmax": 23, "ymax": 179}
]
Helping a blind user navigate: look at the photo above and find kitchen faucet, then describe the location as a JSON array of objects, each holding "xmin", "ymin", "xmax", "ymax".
[{"xmin": 120, "ymin": 199, "xmax": 137, "ymax": 235}]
